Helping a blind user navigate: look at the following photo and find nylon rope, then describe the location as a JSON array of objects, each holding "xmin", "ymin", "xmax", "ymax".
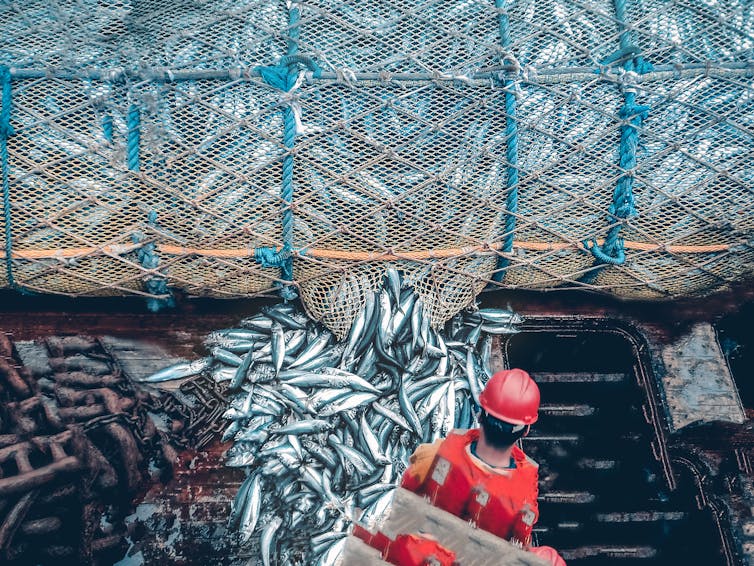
[
  {"xmin": 127, "ymin": 98, "xmax": 174, "ymax": 309},
  {"xmin": 132, "ymin": 211, "xmax": 175, "ymax": 312},
  {"xmin": 255, "ymin": 2, "xmax": 321, "ymax": 301},
  {"xmin": 492, "ymin": 0, "xmax": 520, "ymax": 283},
  {"xmin": 581, "ymin": 0, "xmax": 651, "ymax": 282},
  {"xmin": 127, "ymin": 104, "xmax": 140, "ymax": 171},
  {"xmin": 0, "ymin": 64, "xmax": 32, "ymax": 294}
]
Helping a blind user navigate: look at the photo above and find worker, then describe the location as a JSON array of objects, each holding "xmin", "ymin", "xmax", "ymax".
[{"xmin": 401, "ymin": 368, "xmax": 566, "ymax": 566}]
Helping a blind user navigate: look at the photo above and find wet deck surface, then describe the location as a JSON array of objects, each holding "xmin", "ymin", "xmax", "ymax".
[{"xmin": 0, "ymin": 285, "xmax": 752, "ymax": 565}]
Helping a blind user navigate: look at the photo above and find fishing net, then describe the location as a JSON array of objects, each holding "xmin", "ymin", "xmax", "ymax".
[{"xmin": 1, "ymin": 0, "xmax": 753, "ymax": 336}]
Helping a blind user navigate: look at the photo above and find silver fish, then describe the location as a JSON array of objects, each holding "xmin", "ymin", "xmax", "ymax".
[
  {"xmin": 240, "ymin": 316, "xmax": 273, "ymax": 332},
  {"xmin": 328, "ymin": 435, "xmax": 374, "ymax": 476},
  {"xmin": 140, "ymin": 357, "xmax": 212, "ymax": 382},
  {"xmin": 201, "ymin": 268, "xmax": 525, "ymax": 563},
  {"xmin": 260, "ymin": 516, "xmax": 283, "ymax": 566},
  {"xmin": 211, "ymin": 347, "xmax": 243, "ymax": 367},
  {"xmin": 342, "ymin": 292, "xmax": 374, "ymax": 363},
  {"xmin": 264, "ymin": 308, "xmax": 306, "ymax": 331},
  {"xmin": 384, "ymin": 268, "xmax": 401, "ymax": 304},
  {"xmin": 477, "ymin": 308, "xmax": 524, "ymax": 325},
  {"xmin": 271, "ymin": 321, "xmax": 285, "ymax": 376},
  {"xmin": 371, "ymin": 400, "xmax": 412, "ymax": 432},
  {"xmin": 360, "ymin": 413, "xmax": 390, "ymax": 465},
  {"xmin": 311, "ymin": 531, "xmax": 347, "ymax": 554},
  {"xmin": 319, "ymin": 391, "xmax": 378, "ymax": 417},
  {"xmin": 481, "ymin": 323, "xmax": 521, "ymax": 334},
  {"xmin": 397, "ymin": 373, "xmax": 423, "ymax": 436},
  {"xmin": 288, "ymin": 332, "xmax": 332, "ymax": 369},
  {"xmin": 317, "ymin": 538, "xmax": 346, "ymax": 566},
  {"xmin": 239, "ymin": 474, "xmax": 262, "ymax": 543},
  {"xmin": 466, "ymin": 347, "xmax": 482, "ymax": 406},
  {"xmin": 274, "ymin": 419, "xmax": 333, "ymax": 436},
  {"xmin": 230, "ymin": 350, "xmax": 254, "ymax": 390},
  {"xmin": 228, "ymin": 473, "xmax": 254, "ymax": 529}
]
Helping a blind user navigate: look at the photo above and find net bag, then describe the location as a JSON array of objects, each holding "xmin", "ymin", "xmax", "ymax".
[{"xmin": 0, "ymin": 0, "xmax": 752, "ymax": 336}]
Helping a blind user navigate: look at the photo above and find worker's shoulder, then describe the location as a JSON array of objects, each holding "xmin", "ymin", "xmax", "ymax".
[
  {"xmin": 409, "ymin": 429, "xmax": 472, "ymax": 461},
  {"xmin": 448, "ymin": 428, "xmax": 470, "ymax": 436},
  {"xmin": 409, "ymin": 438, "xmax": 443, "ymax": 459},
  {"xmin": 512, "ymin": 445, "xmax": 539, "ymax": 469},
  {"xmin": 448, "ymin": 428, "xmax": 479, "ymax": 440}
]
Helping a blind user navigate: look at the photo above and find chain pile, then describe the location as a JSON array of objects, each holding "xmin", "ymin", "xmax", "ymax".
[
  {"xmin": 153, "ymin": 269, "xmax": 521, "ymax": 565},
  {"xmin": 0, "ymin": 334, "xmax": 177, "ymax": 565}
]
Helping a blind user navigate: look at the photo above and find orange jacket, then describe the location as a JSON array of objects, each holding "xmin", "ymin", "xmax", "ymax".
[{"xmin": 401, "ymin": 429, "xmax": 539, "ymax": 546}]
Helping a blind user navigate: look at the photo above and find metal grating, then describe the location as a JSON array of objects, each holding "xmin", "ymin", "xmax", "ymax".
[{"xmin": 504, "ymin": 321, "xmax": 735, "ymax": 565}]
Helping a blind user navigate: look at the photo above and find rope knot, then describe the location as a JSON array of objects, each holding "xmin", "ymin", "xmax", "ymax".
[
  {"xmin": 379, "ymin": 71, "xmax": 394, "ymax": 83},
  {"xmin": 501, "ymin": 53, "xmax": 522, "ymax": 74},
  {"xmin": 279, "ymin": 89, "xmax": 301, "ymax": 105},
  {"xmin": 253, "ymin": 245, "xmax": 292, "ymax": 268},
  {"xmin": 582, "ymin": 238, "xmax": 626, "ymax": 265},
  {"xmin": 335, "ymin": 67, "xmax": 357, "ymax": 86},
  {"xmin": 618, "ymin": 103, "xmax": 650, "ymax": 122},
  {"xmin": 521, "ymin": 65, "xmax": 538, "ymax": 83},
  {"xmin": 253, "ymin": 245, "xmax": 298, "ymax": 299},
  {"xmin": 132, "ymin": 212, "xmax": 175, "ymax": 312},
  {"xmin": 619, "ymin": 69, "xmax": 640, "ymax": 93}
]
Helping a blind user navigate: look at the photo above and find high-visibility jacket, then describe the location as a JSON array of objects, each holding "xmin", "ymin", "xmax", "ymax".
[{"xmin": 401, "ymin": 428, "xmax": 539, "ymax": 546}]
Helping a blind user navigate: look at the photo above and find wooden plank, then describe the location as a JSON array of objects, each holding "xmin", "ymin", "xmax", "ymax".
[{"xmin": 100, "ymin": 336, "xmax": 187, "ymax": 383}]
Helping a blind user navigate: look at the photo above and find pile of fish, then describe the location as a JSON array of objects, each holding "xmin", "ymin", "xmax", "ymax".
[{"xmin": 145, "ymin": 270, "xmax": 522, "ymax": 565}]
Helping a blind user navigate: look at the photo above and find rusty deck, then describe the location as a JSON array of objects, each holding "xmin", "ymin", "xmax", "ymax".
[{"xmin": 0, "ymin": 285, "xmax": 751, "ymax": 565}]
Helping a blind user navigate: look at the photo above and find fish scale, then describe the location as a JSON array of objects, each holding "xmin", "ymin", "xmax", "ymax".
[{"xmin": 140, "ymin": 270, "xmax": 522, "ymax": 564}]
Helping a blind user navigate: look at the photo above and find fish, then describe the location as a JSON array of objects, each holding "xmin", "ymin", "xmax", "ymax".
[
  {"xmin": 317, "ymin": 538, "xmax": 346, "ymax": 566},
  {"xmin": 229, "ymin": 349, "xmax": 254, "ymax": 391},
  {"xmin": 318, "ymin": 391, "xmax": 378, "ymax": 417},
  {"xmin": 239, "ymin": 316, "xmax": 273, "ymax": 332},
  {"xmin": 288, "ymin": 332, "xmax": 332, "ymax": 369},
  {"xmin": 342, "ymin": 292, "xmax": 374, "ymax": 363},
  {"xmin": 263, "ymin": 307, "xmax": 307, "ymax": 330},
  {"xmin": 478, "ymin": 308, "xmax": 524, "ymax": 325},
  {"xmin": 360, "ymin": 412, "xmax": 391, "ymax": 465},
  {"xmin": 273, "ymin": 419, "xmax": 333, "ymax": 436},
  {"xmin": 260, "ymin": 516, "xmax": 283, "ymax": 566},
  {"xmin": 311, "ymin": 531, "xmax": 347, "ymax": 555},
  {"xmin": 328, "ymin": 435, "xmax": 375, "ymax": 477},
  {"xmin": 153, "ymin": 270, "xmax": 526, "ymax": 565},
  {"xmin": 371, "ymin": 400, "xmax": 413, "ymax": 432},
  {"xmin": 228, "ymin": 473, "xmax": 254, "ymax": 529},
  {"xmin": 139, "ymin": 357, "xmax": 212, "ymax": 382},
  {"xmin": 239, "ymin": 474, "xmax": 262, "ymax": 543},
  {"xmin": 397, "ymin": 372, "xmax": 423, "ymax": 437},
  {"xmin": 211, "ymin": 347, "xmax": 243, "ymax": 367},
  {"xmin": 384, "ymin": 268, "xmax": 402, "ymax": 304},
  {"xmin": 271, "ymin": 321, "xmax": 285, "ymax": 376},
  {"xmin": 466, "ymin": 347, "xmax": 482, "ymax": 406}
]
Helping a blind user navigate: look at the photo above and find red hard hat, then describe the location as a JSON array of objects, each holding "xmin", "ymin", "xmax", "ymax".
[{"xmin": 479, "ymin": 368, "xmax": 540, "ymax": 425}]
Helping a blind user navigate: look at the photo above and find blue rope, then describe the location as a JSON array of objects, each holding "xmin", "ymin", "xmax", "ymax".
[
  {"xmin": 492, "ymin": 0, "xmax": 519, "ymax": 283},
  {"xmin": 0, "ymin": 65, "xmax": 32, "ymax": 295},
  {"xmin": 133, "ymin": 211, "xmax": 175, "ymax": 312},
  {"xmin": 102, "ymin": 114, "xmax": 113, "ymax": 143},
  {"xmin": 127, "ymin": 104, "xmax": 140, "ymax": 171},
  {"xmin": 582, "ymin": 0, "xmax": 652, "ymax": 283},
  {"xmin": 253, "ymin": 3, "xmax": 321, "ymax": 300},
  {"xmin": 1, "ymin": 65, "xmax": 17, "ymax": 291}
]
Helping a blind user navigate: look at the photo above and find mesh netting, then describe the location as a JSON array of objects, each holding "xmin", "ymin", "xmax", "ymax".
[{"xmin": 0, "ymin": 0, "xmax": 752, "ymax": 336}]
